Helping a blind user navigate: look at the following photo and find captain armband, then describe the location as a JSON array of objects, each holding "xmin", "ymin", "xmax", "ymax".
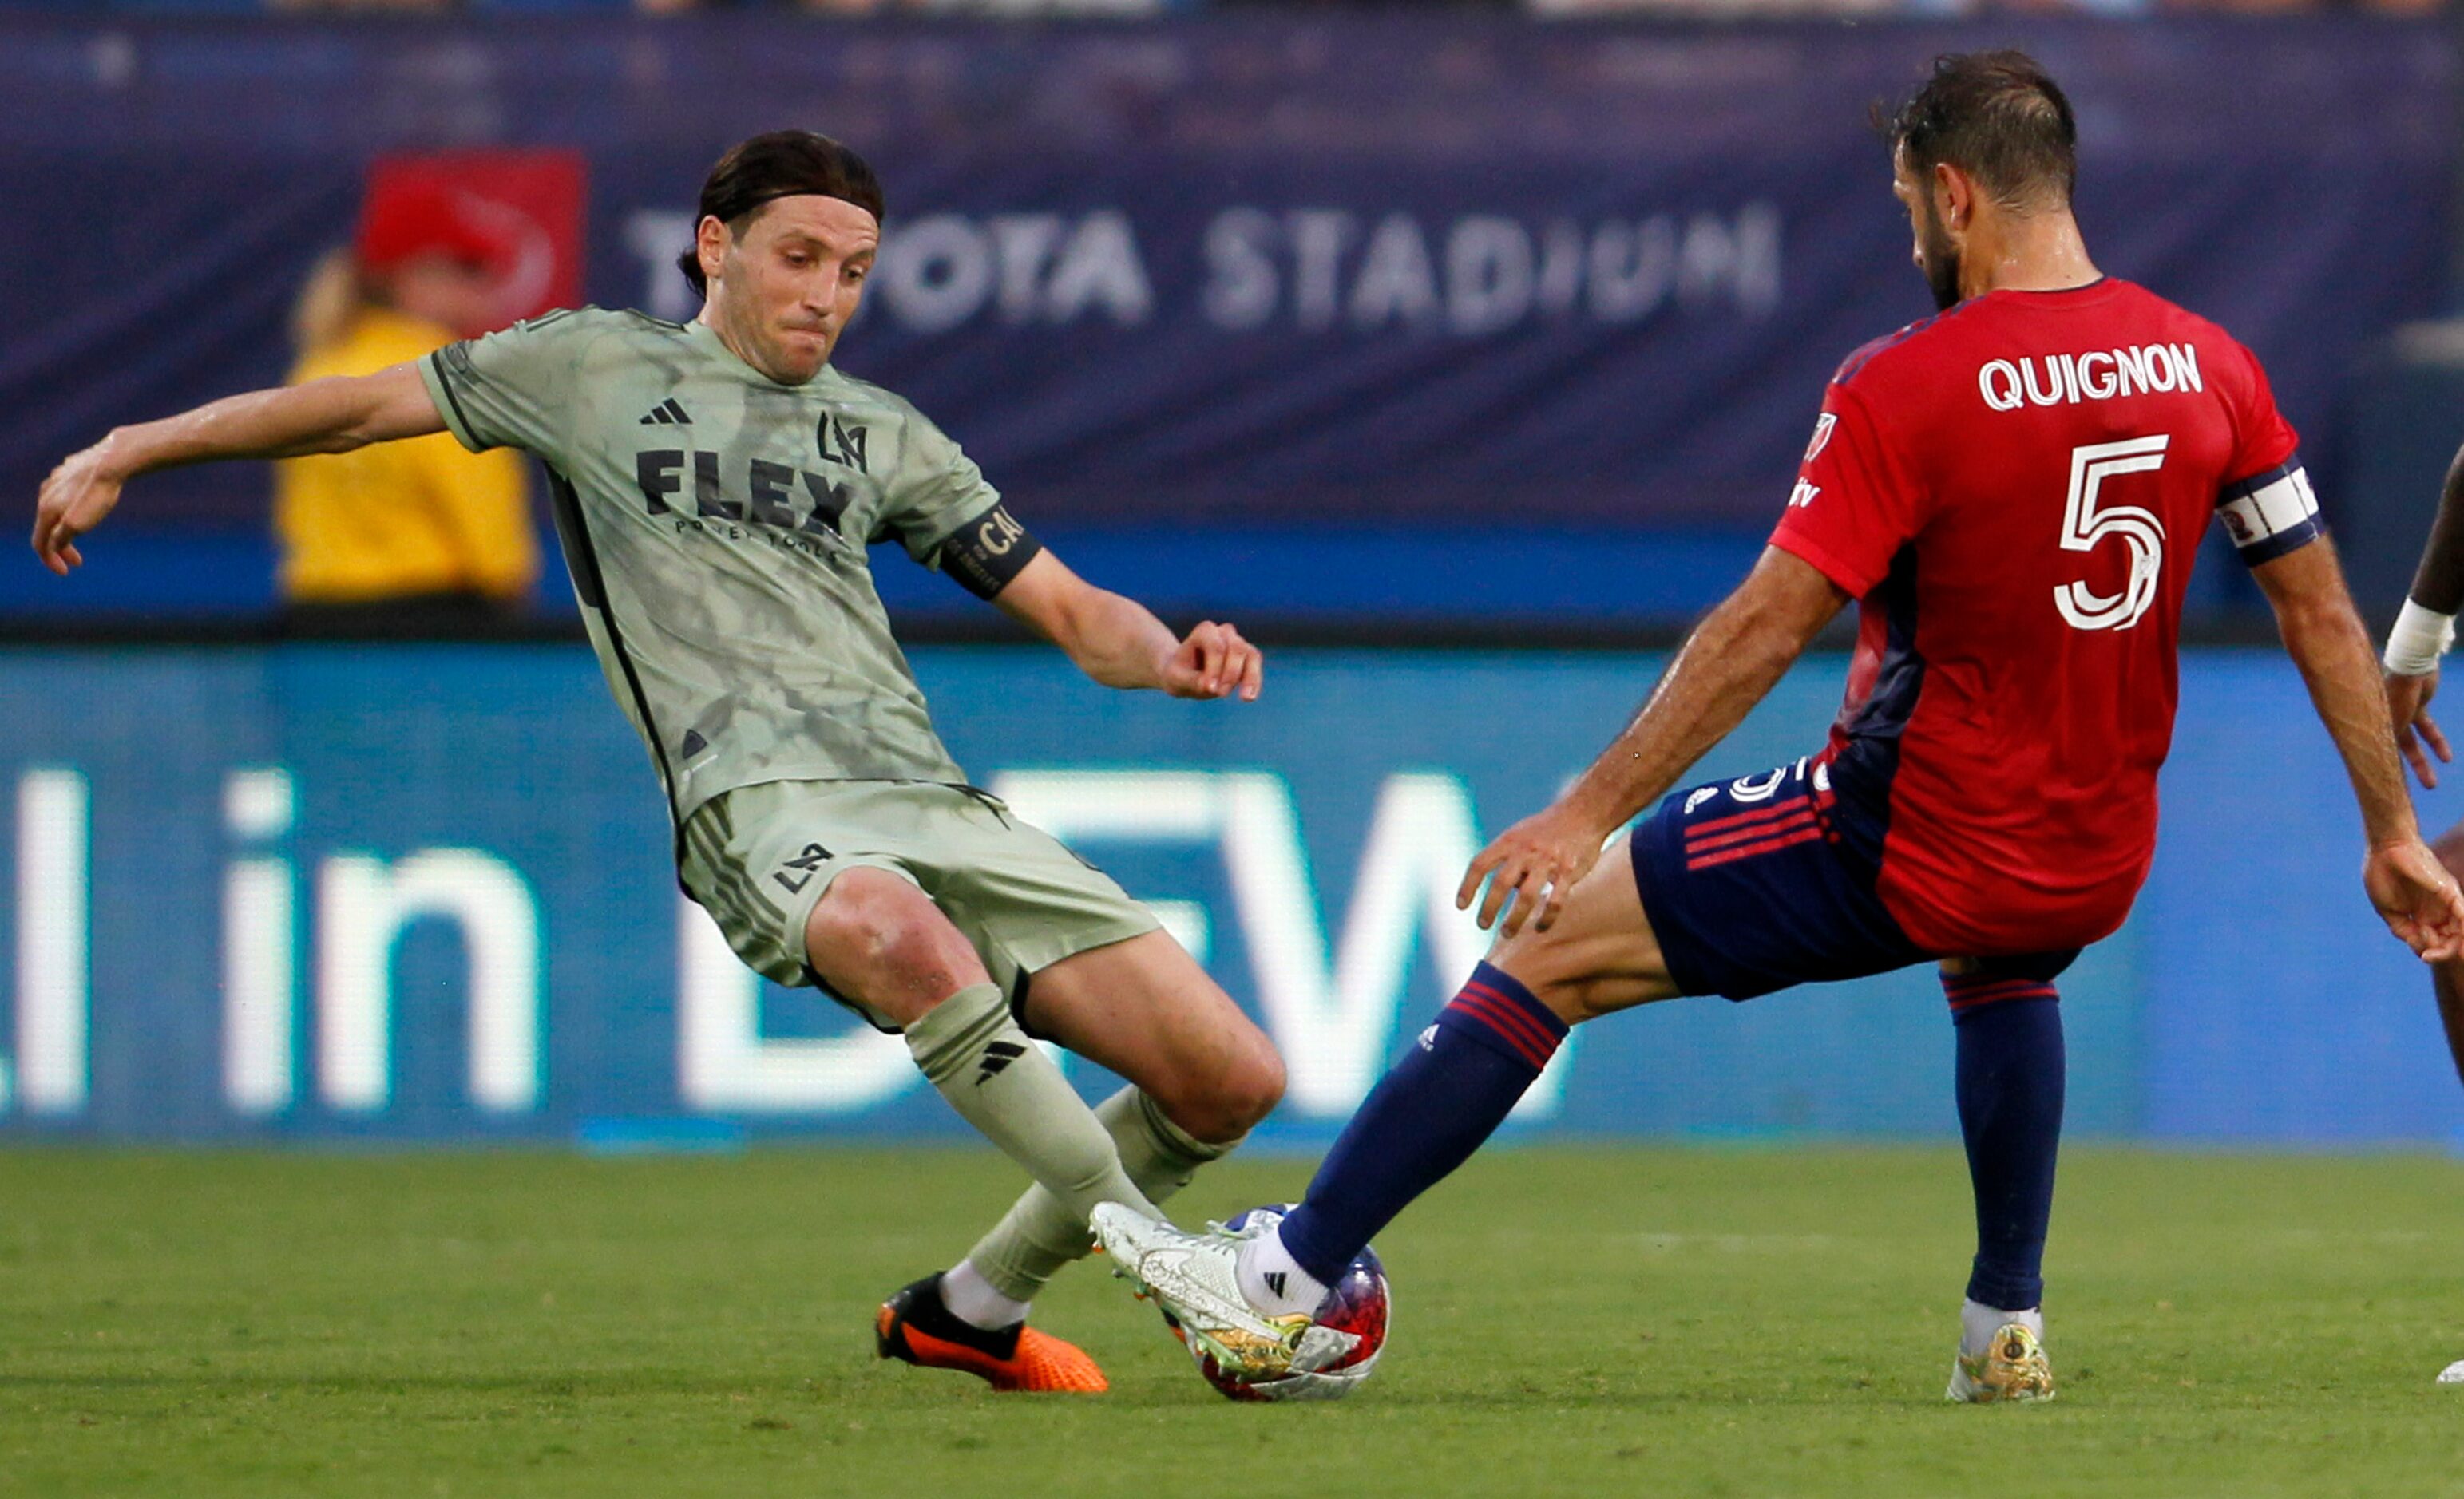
[
  {"xmin": 2385, "ymin": 598, "xmax": 2457, "ymax": 678},
  {"xmin": 937, "ymin": 503, "xmax": 1045, "ymax": 600},
  {"xmin": 2214, "ymin": 460, "xmax": 2323, "ymax": 568}
]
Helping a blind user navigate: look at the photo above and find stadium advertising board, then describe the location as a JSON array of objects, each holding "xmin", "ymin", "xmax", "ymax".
[
  {"xmin": 0, "ymin": 646, "xmax": 2454, "ymax": 1147},
  {"xmin": 0, "ymin": 15, "xmax": 2449, "ymax": 539}
]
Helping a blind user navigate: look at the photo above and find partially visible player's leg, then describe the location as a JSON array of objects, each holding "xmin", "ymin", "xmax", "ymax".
[
  {"xmin": 1208, "ymin": 847, "xmax": 1678, "ymax": 1329},
  {"xmin": 1023, "ymin": 930, "xmax": 1285, "ymax": 1143},
  {"xmin": 955, "ymin": 931, "xmax": 1282, "ymax": 1309},
  {"xmin": 1939, "ymin": 956, "xmax": 2070, "ymax": 1403},
  {"xmin": 2426, "ymin": 825, "xmax": 2464, "ymax": 1389},
  {"xmin": 804, "ymin": 873, "xmax": 1149, "ymax": 1395},
  {"xmin": 2429, "ymin": 821, "xmax": 2464, "ymax": 1086},
  {"xmin": 684, "ymin": 781, "xmax": 1154, "ymax": 1391},
  {"xmin": 1098, "ymin": 757, "xmax": 1938, "ymax": 1377}
]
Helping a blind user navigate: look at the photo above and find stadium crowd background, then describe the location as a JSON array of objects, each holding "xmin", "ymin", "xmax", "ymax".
[
  {"xmin": 0, "ymin": 0, "xmax": 2449, "ymax": 16},
  {"xmin": 3, "ymin": 5, "xmax": 2464, "ymax": 1150}
]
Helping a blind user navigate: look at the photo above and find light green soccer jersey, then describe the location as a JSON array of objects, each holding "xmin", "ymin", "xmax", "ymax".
[{"xmin": 419, "ymin": 307, "xmax": 1000, "ymax": 825}]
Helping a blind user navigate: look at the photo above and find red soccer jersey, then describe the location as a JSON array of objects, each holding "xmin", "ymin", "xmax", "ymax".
[{"xmin": 1769, "ymin": 279, "xmax": 2313, "ymax": 956}]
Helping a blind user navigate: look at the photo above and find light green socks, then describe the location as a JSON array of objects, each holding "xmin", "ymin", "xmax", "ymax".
[
  {"xmin": 903, "ymin": 983, "xmax": 1162, "ymax": 1231},
  {"xmin": 964, "ymin": 1084, "xmax": 1242, "ymax": 1303}
]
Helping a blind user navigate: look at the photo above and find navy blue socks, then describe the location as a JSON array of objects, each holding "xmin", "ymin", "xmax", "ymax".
[
  {"xmin": 1276, "ymin": 962, "xmax": 1568, "ymax": 1286},
  {"xmin": 1943, "ymin": 975, "xmax": 2066, "ymax": 1312}
]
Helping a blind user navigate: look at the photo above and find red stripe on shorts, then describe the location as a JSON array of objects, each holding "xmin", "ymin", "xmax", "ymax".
[
  {"xmin": 1685, "ymin": 823, "xmax": 1825, "ymax": 872},
  {"xmin": 1685, "ymin": 807, "xmax": 1820, "ymax": 856}
]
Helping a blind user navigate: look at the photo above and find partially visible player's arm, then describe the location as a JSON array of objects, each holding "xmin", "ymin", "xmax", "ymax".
[
  {"xmin": 2253, "ymin": 536, "xmax": 2464, "ymax": 961},
  {"xmin": 32, "ymin": 362, "xmax": 443, "ymax": 575},
  {"xmin": 987, "ymin": 547, "xmax": 1262, "ymax": 702},
  {"xmin": 1460, "ymin": 546, "xmax": 1848, "ymax": 935},
  {"xmin": 2382, "ymin": 440, "xmax": 2464, "ymax": 787}
]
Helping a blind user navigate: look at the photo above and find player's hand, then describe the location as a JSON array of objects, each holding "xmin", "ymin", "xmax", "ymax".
[
  {"xmin": 31, "ymin": 437, "xmax": 129, "ymax": 576},
  {"xmin": 1459, "ymin": 801, "xmax": 1613, "ymax": 939},
  {"xmin": 2386, "ymin": 668, "xmax": 2451, "ymax": 790},
  {"xmin": 2363, "ymin": 837, "xmax": 2464, "ymax": 963},
  {"xmin": 1159, "ymin": 621, "xmax": 1262, "ymax": 702}
]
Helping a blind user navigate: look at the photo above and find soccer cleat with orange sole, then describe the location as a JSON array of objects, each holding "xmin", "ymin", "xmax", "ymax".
[{"xmin": 874, "ymin": 1274, "xmax": 1108, "ymax": 1394}]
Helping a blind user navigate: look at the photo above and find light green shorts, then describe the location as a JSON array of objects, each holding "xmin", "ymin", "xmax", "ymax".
[{"xmin": 677, "ymin": 778, "xmax": 1160, "ymax": 1030}]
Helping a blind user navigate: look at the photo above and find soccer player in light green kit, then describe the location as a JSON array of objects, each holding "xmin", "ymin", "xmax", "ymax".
[{"xmin": 31, "ymin": 132, "xmax": 1286, "ymax": 1394}]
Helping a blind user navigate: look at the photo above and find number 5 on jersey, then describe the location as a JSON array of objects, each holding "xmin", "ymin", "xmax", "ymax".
[{"xmin": 2056, "ymin": 434, "xmax": 2169, "ymax": 632}]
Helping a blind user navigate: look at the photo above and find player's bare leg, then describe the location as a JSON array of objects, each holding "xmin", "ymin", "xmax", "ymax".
[
  {"xmin": 1483, "ymin": 846, "xmax": 1681, "ymax": 1023},
  {"xmin": 948, "ymin": 933, "xmax": 1283, "ymax": 1354},
  {"xmin": 1021, "ymin": 931, "xmax": 1284, "ymax": 1145},
  {"xmin": 1097, "ymin": 851, "xmax": 1679, "ymax": 1378},
  {"xmin": 806, "ymin": 868, "xmax": 1155, "ymax": 1393}
]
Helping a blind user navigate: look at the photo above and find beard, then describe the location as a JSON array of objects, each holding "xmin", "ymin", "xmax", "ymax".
[{"xmin": 1919, "ymin": 204, "xmax": 1963, "ymax": 312}]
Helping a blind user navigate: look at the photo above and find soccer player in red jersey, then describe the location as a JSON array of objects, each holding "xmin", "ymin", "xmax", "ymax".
[{"xmin": 1098, "ymin": 51, "xmax": 2464, "ymax": 1403}]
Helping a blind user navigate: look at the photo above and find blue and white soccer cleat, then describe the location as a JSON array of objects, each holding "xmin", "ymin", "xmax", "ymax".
[
  {"xmin": 1947, "ymin": 1319, "xmax": 2056, "ymax": 1403},
  {"xmin": 1091, "ymin": 1203, "xmax": 1312, "ymax": 1382}
]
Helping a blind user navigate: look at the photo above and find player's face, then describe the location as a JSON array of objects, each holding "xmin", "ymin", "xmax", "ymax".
[
  {"xmin": 1892, "ymin": 152, "xmax": 1965, "ymax": 313},
  {"xmin": 707, "ymin": 196, "xmax": 880, "ymax": 384}
]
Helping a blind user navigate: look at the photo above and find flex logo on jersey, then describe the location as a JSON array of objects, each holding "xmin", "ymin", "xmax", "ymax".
[
  {"xmin": 636, "ymin": 449, "xmax": 858, "ymax": 541},
  {"xmin": 817, "ymin": 414, "xmax": 870, "ymax": 473}
]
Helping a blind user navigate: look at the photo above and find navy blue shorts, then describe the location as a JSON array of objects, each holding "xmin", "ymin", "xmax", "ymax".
[{"xmin": 1630, "ymin": 755, "xmax": 2078, "ymax": 1000}]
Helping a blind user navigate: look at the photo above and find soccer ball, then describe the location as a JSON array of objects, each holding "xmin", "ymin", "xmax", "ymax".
[{"xmin": 1175, "ymin": 1204, "xmax": 1389, "ymax": 1402}]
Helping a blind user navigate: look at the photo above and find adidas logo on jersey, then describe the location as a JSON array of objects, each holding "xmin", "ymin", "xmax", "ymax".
[{"xmin": 638, "ymin": 397, "xmax": 691, "ymax": 426}]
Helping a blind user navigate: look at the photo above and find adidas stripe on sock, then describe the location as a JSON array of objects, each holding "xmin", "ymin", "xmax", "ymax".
[{"xmin": 1237, "ymin": 1225, "xmax": 1329, "ymax": 1319}]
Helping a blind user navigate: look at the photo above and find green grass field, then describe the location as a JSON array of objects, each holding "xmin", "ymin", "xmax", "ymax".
[{"xmin": 4, "ymin": 1145, "xmax": 2462, "ymax": 1497}]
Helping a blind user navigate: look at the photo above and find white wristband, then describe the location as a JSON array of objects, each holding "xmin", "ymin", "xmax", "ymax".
[{"xmin": 2384, "ymin": 599, "xmax": 2456, "ymax": 677}]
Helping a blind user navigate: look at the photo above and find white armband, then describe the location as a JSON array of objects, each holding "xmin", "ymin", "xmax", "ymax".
[
  {"xmin": 2216, "ymin": 461, "xmax": 2323, "ymax": 566},
  {"xmin": 2385, "ymin": 598, "xmax": 2456, "ymax": 677}
]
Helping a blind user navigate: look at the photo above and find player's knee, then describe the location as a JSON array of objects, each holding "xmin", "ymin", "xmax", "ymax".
[
  {"xmin": 1170, "ymin": 1026, "xmax": 1285, "ymax": 1143},
  {"xmin": 1214, "ymin": 1031, "xmax": 1286, "ymax": 1136},
  {"xmin": 806, "ymin": 877, "xmax": 980, "ymax": 1021},
  {"xmin": 1488, "ymin": 937, "xmax": 1599, "ymax": 1026}
]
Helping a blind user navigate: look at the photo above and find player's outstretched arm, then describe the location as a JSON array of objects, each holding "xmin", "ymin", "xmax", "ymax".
[
  {"xmin": 32, "ymin": 362, "xmax": 444, "ymax": 575},
  {"xmin": 992, "ymin": 549, "xmax": 1261, "ymax": 701},
  {"xmin": 2254, "ymin": 536, "xmax": 2464, "ymax": 961},
  {"xmin": 1460, "ymin": 546, "xmax": 1847, "ymax": 936}
]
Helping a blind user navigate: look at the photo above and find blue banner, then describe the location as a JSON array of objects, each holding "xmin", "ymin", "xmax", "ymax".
[
  {"xmin": 0, "ymin": 14, "xmax": 2450, "ymax": 552},
  {"xmin": 0, "ymin": 644, "xmax": 2455, "ymax": 1146}
]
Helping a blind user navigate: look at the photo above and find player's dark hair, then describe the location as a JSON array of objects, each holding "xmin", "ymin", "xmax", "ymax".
[
  {"xmin": 1880, "ymin": 51, "xmax": 2078, "ymax": 210},
  {"xmin": 675, "ymin": 131, "xmax": 885, "ymax": 297}
]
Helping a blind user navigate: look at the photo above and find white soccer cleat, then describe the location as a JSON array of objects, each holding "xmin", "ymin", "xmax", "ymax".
[
  {"xmin": 1947, "ymin": 1319, "xmax": 2056, "ymax": 1404},
  {"xmin": 1091, "ymin": 1202, "xmax": 1311, "ymax": 1382},
  {"xmin": 2438, "ymin": 1359, "xmax": 2464, "ymax": 1386}
]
